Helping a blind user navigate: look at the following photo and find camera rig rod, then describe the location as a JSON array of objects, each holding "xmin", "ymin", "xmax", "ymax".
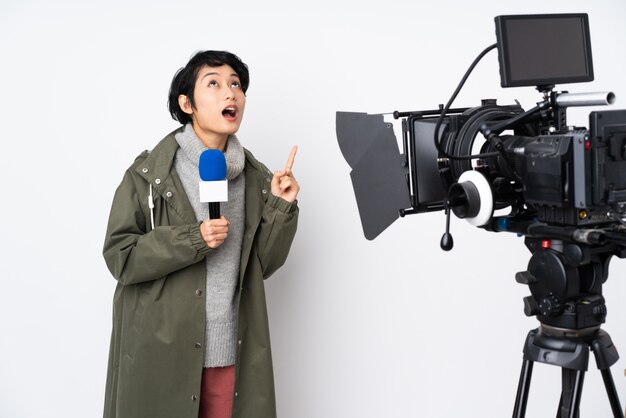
[
  {"xmin": 555, "ymin": 91, "xmax": 616, "ymax": 108},
  {"xmin": 490, "ymin": 218, "xmax": 626, "ymax": 247},
  {"xmin": 393, "ymin": 107, "xmax": 469, "ymax": 119}
]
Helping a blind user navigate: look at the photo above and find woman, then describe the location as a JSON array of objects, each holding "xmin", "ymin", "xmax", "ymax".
[{"xmin": 102, "ymin": 50, "xmax": 299, "ymax": 418}]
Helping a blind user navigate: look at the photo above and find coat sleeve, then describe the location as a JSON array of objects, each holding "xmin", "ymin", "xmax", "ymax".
[
  {"xmin": 255, "ymin": 193, "xmax": 299, "ymax": 279},
  {"xmin": 102, "ymin": 169, "xmax": 212, "ymax": 286}
]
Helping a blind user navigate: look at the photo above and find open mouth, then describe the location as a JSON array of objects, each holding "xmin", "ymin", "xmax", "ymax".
[{"xmin": 222, "ymin": 105, "xmax": 238, "ymax": 121}]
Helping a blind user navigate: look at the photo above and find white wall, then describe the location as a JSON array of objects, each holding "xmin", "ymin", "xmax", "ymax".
[{"xmin": 2, "ymin": 0, "xmax": 626, "ymax": 417}]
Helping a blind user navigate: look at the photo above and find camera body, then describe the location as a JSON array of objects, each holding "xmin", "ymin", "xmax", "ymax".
[
  {"xmin": 407, "ymin": 98, "xmax": 626, "ymax": 229},
  {"xmin": 499, "ymin": 108, "xmax": 626, "ymax": 226}
]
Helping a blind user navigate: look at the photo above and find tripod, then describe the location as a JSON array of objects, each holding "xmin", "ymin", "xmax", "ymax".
[{"xmin": 511, "ymin": 237, "xmax": 624, "ymax": 417}]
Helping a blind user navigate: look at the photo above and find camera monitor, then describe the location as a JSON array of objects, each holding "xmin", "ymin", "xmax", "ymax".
[{"xmin": 495, "ymin": 13, "xmax": 594, "ymax": 88}]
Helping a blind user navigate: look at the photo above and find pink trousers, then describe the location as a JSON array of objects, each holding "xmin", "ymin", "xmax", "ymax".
[{"xmin": 198, "ymin": 366, "xmax": 235, "ymax": 418}]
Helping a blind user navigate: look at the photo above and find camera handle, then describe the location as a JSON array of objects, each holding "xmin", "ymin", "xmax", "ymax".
[
  {"xmin": 440, "ymin": 200, "xmax": 454, "ymax": 251},
  {"xmin": 480, "ymin": 90, "xmax": 615, "ymax": 141}
]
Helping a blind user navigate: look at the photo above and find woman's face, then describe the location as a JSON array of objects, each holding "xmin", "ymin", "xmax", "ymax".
[{"xmin": 183, "ymin": 64, "xmax": 246, "ymax": 143}]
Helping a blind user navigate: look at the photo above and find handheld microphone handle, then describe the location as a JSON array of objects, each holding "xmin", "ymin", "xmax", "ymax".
[{"xmin": 209, "ymin": 202, "xmax": 220, "ymax": 220}]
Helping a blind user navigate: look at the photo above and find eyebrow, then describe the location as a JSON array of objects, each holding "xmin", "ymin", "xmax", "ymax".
[{"xmin": 201, "ymin": 72, "xmax": 240, "ymax": 80}]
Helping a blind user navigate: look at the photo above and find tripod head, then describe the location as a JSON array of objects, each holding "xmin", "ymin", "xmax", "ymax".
[{"xmin": 507, "ymin": 225, "xmax": 626, "ymax": 330}]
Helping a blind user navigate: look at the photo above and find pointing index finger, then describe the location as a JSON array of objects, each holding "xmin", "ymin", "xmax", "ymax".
[{"xmin": 285, "ymin": 145, "xmax": 298, "ymax": 173}]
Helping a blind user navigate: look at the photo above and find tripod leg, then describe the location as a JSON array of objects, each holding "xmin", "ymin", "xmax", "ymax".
[
  {"xmin": 590, "ymin": 332, "xmax": 622, "ymax": 417},
  {"xmin": 599, "ymin": 369, "xmax": 623, "ymax": 418},
  {"xmin": 556, "ymin": 393, "xmax": 563, "ymax": 418},
  {"xmin": 513, "ymin": 359, "xmax": 534, "ymax": 418},
  {"xmin": 558, "ymin": 368, "xmax": 584, "ymax": 418}
]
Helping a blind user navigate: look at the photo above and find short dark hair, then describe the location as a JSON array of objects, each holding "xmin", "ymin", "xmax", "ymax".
[{"xmin": 168, "ymin": 50, "xmax": 250, "ymax": 125}]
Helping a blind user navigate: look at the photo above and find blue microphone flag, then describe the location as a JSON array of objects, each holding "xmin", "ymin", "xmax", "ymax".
[{"xmin": 198, "ymin": 149, "xmax": 228, "ymax": 206}]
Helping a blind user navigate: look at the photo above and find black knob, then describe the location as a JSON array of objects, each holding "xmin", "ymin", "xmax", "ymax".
[
  {"xmin": 593, "ymin": 304, "xmax": 607, "ymax": 322},
  {"xmin": 523, "ymin": 296, "xmax": 540, "ymax": 317},
  {"xmin": 440, "ymin": 200, "xmax": 454, "ymax": 251},
  {"xmin": 538, "ymin": 295, "xmax": 561, "ymax": 317},
  {"xmin": 440, "ymin": 232, "xmax": 453, "ymax": 251},
  {"xmin": 515, "ymin": 271, "xmax": 537, "ymax": 285}
]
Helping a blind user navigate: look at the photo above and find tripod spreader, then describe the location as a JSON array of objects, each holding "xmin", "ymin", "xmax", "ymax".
[{"xmin": 513, "ymin": 326, "xmax": 622, "ymax": 418}]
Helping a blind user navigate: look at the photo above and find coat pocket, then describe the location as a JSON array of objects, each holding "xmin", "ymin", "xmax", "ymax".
[{"xmin": 121, "ymin": 284, "xmax": 148, "ymax": 361}]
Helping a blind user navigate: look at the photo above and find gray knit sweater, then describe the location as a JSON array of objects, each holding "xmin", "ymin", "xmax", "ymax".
[{"xmin": 174, "ymin": 124, "xmax": 245, "ymax": 367}]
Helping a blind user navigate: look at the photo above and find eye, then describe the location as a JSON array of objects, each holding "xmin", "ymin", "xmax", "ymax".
[
  {"xmin": 208, "ymin": 80, "xmax": 218, "ymax": 87},
  {"xmin": 231, "ymin": 80, "xmax": 241, "ymax": 88}
]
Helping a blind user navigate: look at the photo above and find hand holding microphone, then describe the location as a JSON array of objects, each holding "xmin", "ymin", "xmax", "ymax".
[
  {"xmin": 201, "ymin": 217, "xmax": 229, "ymax": 249},
  {"xmin": 271, "ymin": 146, "xmax": 300, "ymax": 203},
  {"xmin": 199, "ymin": 150, "xmax": 230, "ymax": 249}
]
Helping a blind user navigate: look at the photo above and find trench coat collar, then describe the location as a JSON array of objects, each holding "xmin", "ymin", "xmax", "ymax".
[
  {"xmin": 136, "ymin": 127, "xmax": 268, "ymax": 180},
  {"xmin": 133, "ymin": 127, "xmax": 199, "ymax": 224},
  {"xmin": 134, "ymin": 127, "xmax": 269, "ymax": 190},
  {"xmin": 134, "ymin": 127, "xmax": 183, "ymax": 184},
  {"xmin": 131, "ymin": 126, "xmax": 272, "ymax": 256}
]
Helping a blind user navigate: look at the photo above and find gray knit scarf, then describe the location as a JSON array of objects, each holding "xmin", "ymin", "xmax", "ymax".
[{"xmin": 174, "ymin": 123, "xmax": 246, "ymax": 367}]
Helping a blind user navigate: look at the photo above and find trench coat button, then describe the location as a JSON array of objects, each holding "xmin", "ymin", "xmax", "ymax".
[
  {"xmin": 195, "ymin": 343, "xmax": 202, "ymax": 349},
  {"xmin": 247, "ymin": 233, "xmax": 252, "ymax": 239},
  {"xmin": 191, "ymin": 395, "xmax": 198, "ymax": 401},
  {"xmin": 265, "ymin": 178, "xmax": 271, "ymax": 182},
  {"xmin": 142, "ymin": 168, "xmax": 148, "ymax": 173},
  {"xmin": 262, "ymin": 189, "xmax": 267, "ymax": 194},
  {"xmin": 234, "ymin": 392, "xmax": 238, "ymax": 397},
  {"xmin": 166, "ymin": 191, "xmax": 172, "ymax": 198},
  {"xmin": 155, "ymin": 178, "xmax": 161, "ymax": 185},
  {"xmin": 238, "ymin": 340, "xmax": 242, "ymax": 345},
  {"xmin": 195, "ymin": 289, "xmax": 203, "ymax": 295}
]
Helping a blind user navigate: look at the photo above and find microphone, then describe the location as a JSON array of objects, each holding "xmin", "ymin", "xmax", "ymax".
[{"xmin": 198, "ymin": 150, "xmax": 228, "ymax": 219}]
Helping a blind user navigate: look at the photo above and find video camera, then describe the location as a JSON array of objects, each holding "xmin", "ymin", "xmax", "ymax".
[
  {"xmin": 337, "ymin": 14, "xmax": 626, "ymax": 416},
  {"xmin": 337, "ymin": 13, "xmax": 626, "ymax": 247}
]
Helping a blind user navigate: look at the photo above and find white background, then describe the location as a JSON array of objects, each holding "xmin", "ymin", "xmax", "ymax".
[{"xmin": 2, "ymin": 0, "xmax": 626, "ymax": 417}]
